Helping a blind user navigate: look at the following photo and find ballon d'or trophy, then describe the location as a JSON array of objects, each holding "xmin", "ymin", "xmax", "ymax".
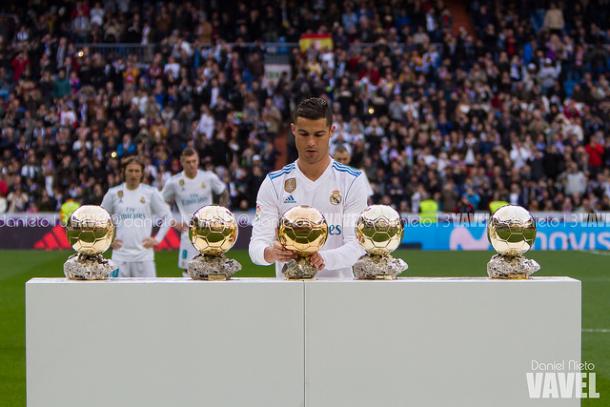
[
  {"xmin": 278, "ymin": 205, "xmax": 328, "ymax": 279},
  {"xmin": 64, "ymin": 205, "xmax": 116, "ymax": 280},
  {"xmin": 487, "ymin": 205, "xmax": 540, "ymax": 279},
  {"xmin": 188, "ymin": 205, "xmax": 241, "ymax": 280},
  {"xmin": 353, "ymin": 205, "xmax": 407, "ymax": 280}
]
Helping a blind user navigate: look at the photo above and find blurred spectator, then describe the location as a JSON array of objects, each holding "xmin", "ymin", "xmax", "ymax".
[{"xmin": 0, "ymin": 0, "xmax": 607, "ymax": 215}]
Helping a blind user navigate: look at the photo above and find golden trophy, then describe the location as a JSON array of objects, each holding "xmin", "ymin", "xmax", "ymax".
[
  {"xmin": 353, "ymin": 205, "xmax": 407, "ymax": 280},
  {"xmin": 487, "ymin": 205, "xmax": 540, "ymax": 279},
  {"xmin": 278, "ymin": 205, "xmax": 328, "ymax": 279},
  {"xmin": 64, "ymin": 205, "xmax": 116, "ymax": 280},
  {"xmin": 187, "ymin": 205, "xmax": 241, "ymax": 280}
]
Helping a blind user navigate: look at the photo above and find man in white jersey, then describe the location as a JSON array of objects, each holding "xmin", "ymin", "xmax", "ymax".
[
  {"xmin": 332, "ymin": 144, "xmax": 374, "ymax": 202},
  {"xmin": 162, "ymin": 147, "xmax": 228, "ymax": 272},
  {"xmin": 249, "ymin": 97, "xmax": 369, "ymax": 279},
  {"xmin": 101, "ymin": 156, "xmax": 172, "ymax": 277}
]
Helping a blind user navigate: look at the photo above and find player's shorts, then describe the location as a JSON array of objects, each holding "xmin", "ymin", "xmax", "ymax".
[
  {"xmin": 178, "ymin": 232, "xmax": 199, "ymax": 271},
  {"xmin": 115, "ymin": 261, "xmax": 157, "ymax": 278}
]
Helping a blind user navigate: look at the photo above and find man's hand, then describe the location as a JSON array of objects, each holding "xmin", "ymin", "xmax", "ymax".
[
  {"xmin": 174, "ymin": 221, "xmax": 188, "ymax": 233},
  {"xmin": 264, "ymin": 241, "xmax": 297, "ymax": 263},
  {"xmin": 142, "ymin": 237, "xmax": 159, "ymax": 248},
  {"xmin": 111, "ymin": 239, "xmax": 123, "ymax": 250},
  {"xmin": 308, "ymin": 253, "xmax": 325, "ymax": 271}
]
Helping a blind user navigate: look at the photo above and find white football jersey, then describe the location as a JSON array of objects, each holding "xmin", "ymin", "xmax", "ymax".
[
  {"xmin": 249, "ymin": 159, "xmax": 368, "ymax": 278},
  {"xmin": 101, "ymin": 183, "xmax": 171, "ymax": 263},
  {"xmin": 161, "ymin": 170, "xmax": 226, "ymax": 223}
]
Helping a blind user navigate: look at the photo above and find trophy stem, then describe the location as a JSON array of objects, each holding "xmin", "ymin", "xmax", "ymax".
[
  {"xmin": 187, "ymin": 253, "xmax": 242, "ymax": 280},
  {"xmin": 352, "ymin": 253, "xmax": 408, "ymax": 280},
  {"xmin": 282, "ymin": 257, "xmax": 318, "ymax": 279},
  {"xmin": 64, "ymin": 253, "xmax": 115, "ymax": 280},
  {"xmin": 486, "ymin": 254, "xmax": 540, "ymax": 279}
]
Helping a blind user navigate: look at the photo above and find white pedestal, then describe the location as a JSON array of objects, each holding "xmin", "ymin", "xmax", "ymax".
[
  {"xmin": 26, "ymin": 278, "xmax": 304, "ymax": 407},
  {"xmin": 27, "ymin": 277, "xmax": 580, "ymax": 407},
  {"xmin": 304, "ymin": 277, "xmax": 581, "ymax": 407}
]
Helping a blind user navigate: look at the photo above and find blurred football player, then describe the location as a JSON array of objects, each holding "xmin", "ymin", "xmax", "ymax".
[
  {"xmin": 249, "ymin": 97, "xmax": 369, "ymax": 278},
  {"xmin": 101, "ymin": 156, "xmax": 172, "ymax": 277},
  {"xmin": 332, "ymin": 144, "xmax": 374, "ymax": 203},
  {"xmin": 162, "ymin": 147, "xmax": 228, "ymax": 274}
]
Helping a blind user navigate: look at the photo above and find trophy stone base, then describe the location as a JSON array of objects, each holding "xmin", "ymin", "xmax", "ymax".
[
  {"xmin": 63, "ymin": 253, "xmax": 115, "ymax": 280},
  {"xmin": 352, "ymin": 254, "xmax": 408, "ymax": 280},
  {"xmin": 187, "ymin": 254, "xmax": 242, "ymax": 280},
  {"xmin": 282, "ymin": 257, "xmax": 318, "ymax": 280},
  {"xmin": 487, "ymin": 254, "xmax": 541, "ymax": 279}
]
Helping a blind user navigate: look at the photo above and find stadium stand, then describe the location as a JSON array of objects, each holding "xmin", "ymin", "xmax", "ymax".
[{"xmin": 0, "ymin": 0, "xmax": 607, "ymax": 213}]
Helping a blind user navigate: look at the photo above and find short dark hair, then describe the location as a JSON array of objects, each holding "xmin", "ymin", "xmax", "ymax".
[
  {"xmin": 181, "ymin": 147, "xmax": 198, "ymax": 158},
  {"xmin": 293, "ymin": 97, "xmax": 332, "ymax": 126}
]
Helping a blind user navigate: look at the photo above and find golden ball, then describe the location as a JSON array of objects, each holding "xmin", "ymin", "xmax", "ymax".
[
  {"xmin": 278, "ymin": 205, "xmax": 328, "ymax": 255},
  {"xmin": 355, "ymin": 205, "xmax": 403, "ymax": 255},
  {"xmin": 487, "ymin": 205, "xmax": 536, "ymax": 256},
  {"xmin": 66, "ymin": 205, "xmax": 115, "ymax": 255},
  {"xmin": 189, "ymin": 205, "xmax": 238, "ymax": 255}
]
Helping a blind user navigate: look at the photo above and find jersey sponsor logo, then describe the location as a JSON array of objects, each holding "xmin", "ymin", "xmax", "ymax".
[
  {"xmin": 284, "ymin": 195, "xmax": 296, "ymax": 203},
  {"xmin": 330, "ymin": 189, "xmax": 342, "ymax": 205},
  {"xmin": 180, "ymin": 194, "xmax": 206, "ymax": 206},
  {"xmin": 328, "ymin": 224, "xmax": 342, "ymax": 235},
  {"xmin": 284, "ymin": 177, "xmax": 296, "ymax": 193}
]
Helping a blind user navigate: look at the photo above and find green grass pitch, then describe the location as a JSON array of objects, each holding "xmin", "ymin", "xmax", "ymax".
[{"xmin": 0, "ymin": 249, "xmax": 608, "ymax": 406}]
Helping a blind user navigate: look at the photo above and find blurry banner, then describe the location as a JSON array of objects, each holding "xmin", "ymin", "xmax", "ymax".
[
  {"xmin": 299, "ymin": 33, "xmax": 333, "ymax": 51},
  {"xmin": 264, "ymin": 63, "xmax": 291, "ymax": 86},
  {"xmin": 0, "ymin": 213, "xmax": 608, "ymax": 251},
  {"xmin": 402, "ymin": 223, "xmax": 610, "ymax": 251},
  {"xmin": 0, "ymin": 213, "xmax": 252, "ymax": 251}
]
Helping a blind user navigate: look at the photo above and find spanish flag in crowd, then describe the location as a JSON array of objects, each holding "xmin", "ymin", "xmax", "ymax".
[{"xmin": 299, "ymin": 33, "xmax": 333, "ymax": 52}]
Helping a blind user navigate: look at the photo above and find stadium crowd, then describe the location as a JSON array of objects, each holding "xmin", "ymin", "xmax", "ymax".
[{"xmin": 0, "ymin": 0, "xmax": 608, "ymax": 214}]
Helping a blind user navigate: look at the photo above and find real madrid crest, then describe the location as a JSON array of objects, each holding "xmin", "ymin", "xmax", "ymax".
[
  {"xmin": 140, "ymin": 196, "xmax": 146, "ymax": 204},
  {"xmin": 201, "ymin": 181, "xmax": 207, "ymax": 189},
  {"xmin": 179, "ymin": 179, "xmax": 185, "ymax": 189},
  {"xmin": 330, "ymin": 189, "xmax": 342, "ymax": 205},
  {"xmin": 284, "ymin": 178, "xmax": 296, "ymax": 193},
  {"xmin": 117, "ymin": 190, "xmax": 124, "ymax": 202}
]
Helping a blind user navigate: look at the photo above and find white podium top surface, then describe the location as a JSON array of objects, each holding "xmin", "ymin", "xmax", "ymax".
[{"xmin": 27, "ymin": 276, "xmax": 580, "ymax": 284}]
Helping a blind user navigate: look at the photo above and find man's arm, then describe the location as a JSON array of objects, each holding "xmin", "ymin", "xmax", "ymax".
[
  {"xmin": 249, "ymin": 176, "xmax": 295, "ymax": 265},
  {"xmin": 210, "ymin": 172, "xmax": 229, "ymax": 207},
  {"xmin": 318, "ymin": 175, "xmax": 368, "ymax": 270},
  {"xmin": 161, "ymin": 179, "xmax": 184, "ymax": 231},
  {"xmin": 101, "ymin": 190, "xmax": 122, "ymax": 249},
  {"xmin": 145, "ymin": 189, "xmax": 172, "ymax": 247},
  {"xmin": 100, "ymin": 190, "xmax": 114, "ymax": 214},
  {"xmin": 216, "ymin": 189, "xmax": 229, "ymax": 207}
]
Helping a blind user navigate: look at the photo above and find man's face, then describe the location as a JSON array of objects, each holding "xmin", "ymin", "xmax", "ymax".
[
  {"xmin": 181, "ymin": 153, "xmax": 199, "ymax": 177},
  {"xmin": 124, "ymin": 162, "xmax": 143, "ymax": 185},
  {"xmin": 291, "ymin": 117, "xmax": 332, "ymax": 165},
  {"xmin": 333, "ymin": 151, "xmax": 351, "ymax": 165}
]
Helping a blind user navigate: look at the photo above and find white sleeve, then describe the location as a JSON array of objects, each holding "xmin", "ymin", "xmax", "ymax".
[
  {"xmin": 150, "ymin": 189, "xmax": 172, "ymax": 242},
  {"xmin": 248, "ymin": 176, "xmax": 279, "ymax": 266},
  {"xmin": 319, "ymin": 175, "xmax": 367, "ymax": 270},
  {"xmin": 210, "ymin": 172, "xmax": 226, "ymax": 194},
  {"xmin": 100, "ymin": 190, "xmax": 114, "ymax": 214},
  {"xmin": 161, "ymin": 179, "xmax": 175, "ymax": 203}
]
